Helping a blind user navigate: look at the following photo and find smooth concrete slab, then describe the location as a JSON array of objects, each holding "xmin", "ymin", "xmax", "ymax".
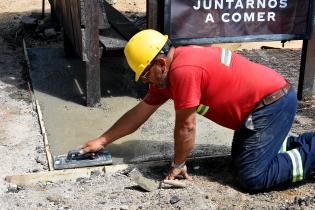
[{"xmin": 27, "ymin": 48, "xmax": 233, "ymax": 165}]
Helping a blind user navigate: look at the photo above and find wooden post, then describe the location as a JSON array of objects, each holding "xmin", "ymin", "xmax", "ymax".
[
  {"xmin": 83, "ymin": 0, "xmax": 101, "ymax": 106},
  {"xmin": 147, "ymin": 0, "xmax": 164, "ymax": 31},
  {"xmin": 298, "ymin": 11, "xmax": 315, "ymax": 100},
  {"xmin": 42, "ymin": 0, "xmax": 45, "ymax": 18}
]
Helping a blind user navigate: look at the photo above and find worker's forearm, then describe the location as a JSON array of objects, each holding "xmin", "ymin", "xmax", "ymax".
[
  {"xmin": 174, "ymin": 120, "xmax": 196, "ymax": 164},
  {"xmin": 99, "ymin": 102, "xmax": 158, "ymax": 145},
  {"xmin": 100, "ymin": 110, "xmax": 141, "ymax": 142}
]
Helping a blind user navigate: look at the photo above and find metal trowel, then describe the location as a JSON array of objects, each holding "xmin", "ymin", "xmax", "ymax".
[
  {"xmin": 133, "ymin": 175, "xmax": 186, "ymax": 192},
  {"xmin": 53, "ymin": 149, "xmax": 112, "ymax": 170}
]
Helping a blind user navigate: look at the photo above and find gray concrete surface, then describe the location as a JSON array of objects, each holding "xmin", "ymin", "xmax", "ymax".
[{"xmin": 28, "ymin": 48, "xmax": 233, "ymax": 165}]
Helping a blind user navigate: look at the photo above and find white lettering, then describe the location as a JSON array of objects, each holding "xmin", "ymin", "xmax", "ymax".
[
  {"xmin": 280, "ymin": 0, "xmax": 288, "ymax": 8},
  {"xmin": 215, "ymin": 0, "xmax": 224, "ymax": 9},
  {"xmin": 268, "ymin": 0, "xmax": 278, "ymax": 8},
  {"xmin": 205, "ymin": 13, "xmax": 215, "ymax": 23},
  {"xmin": 235, "ymin": 0, "xmax": 244, "ymax": 9},
  {"xmin": 203, "ymin": 0, "xmax": 212, "ymax": 9},
  {"xmin": 246, "ymin": 0, "xmax": 255, "ymax": 8},
  {"xmin": 244, "ymin": 12, "xmax": 255, "ymax": 22},
  {"xmin": 267, "ymin": 12, "xmax": 276, "ymax": 21},
  {"xmin": 222, "ymin": 13, "xmax": 230, "ymax": 22},
  {"xmin": 226, "ymin": 0, "xmax": 234, "ymax": 9},
  {"xmin": 257, "ymin": 12, "xmax": 265, "ymax": 21},
  {"xmin": 220, "ymin": 12, "xmax": 276, "ymax": 22},
  {"xmin": 257, "ymin": 0, "xmax": 265, "ymax": 8},
  {"xmin": 232, "ymin": 13, "xmax": 242, "ymax": 22},
  {"xmin": 193, "ymin": 0, "xmax": 201, "ymax": 10}
]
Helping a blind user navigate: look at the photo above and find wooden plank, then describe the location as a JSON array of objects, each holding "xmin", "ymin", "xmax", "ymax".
[
  {"xmin": 103, "ymin": 1, "xmax": 139, "ymax": 40},
  {"xmin": 72, "ymin": 0, "xmax": 82, "ymax": 55},
  {"xmin": 5, "ymin": 154, "xmax": 231, "ymax": 185},
  {"xmin": 68, "ymin": 0, "xmax": 81, "ymax": 56},
  {"xmin": 54, "ymin": 0, "xmax": 63, "ymax": 22},
  {"xmin": 42, "ymin": 0, "xmax": 45, "ymax": 18},
  {"xmin": 298, "ymin": 20, "xmax": 315, "ymax": 100},
  {"xmin": 83, "ymin": 0, "xmax": 101, "ymax": 106},
  {"xmin": 35, "ymin": 99, "xmax": 54, "ymax": 170},
  {"xmin": 64, "ymin": 0, "xmax": 75, "ymax": 49},
  {"xmin": 80, "ymin": 0, "xmax": 86, "ymax": 27},
  {"xmin": 5, "ymin": 167, "xmax": 105, "ymax": 185},
  {"xmin": 99, "ymin": 28, "xmax": 127, "ymax": 51},
  {"xmin": 23, "ymin": 41, "xmax": 54, "ymax": 170},
  {"xmin": 147, "ymin": 0, "xmax": 164, "ymax": 31}
]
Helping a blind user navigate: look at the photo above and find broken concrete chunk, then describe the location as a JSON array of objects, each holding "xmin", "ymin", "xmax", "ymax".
[
  {"xmin": 90, "ymin": 170, "xmax": 102, "ymax": 178},
  {"xmin": 35, "ymin": 155, "xmax": 46, "ymax": 165},
  {"xmin": 128, "ymin": 168, "xmax": 142, "ymax": 178},
  {"xmin": 105, "ymin": 0, "xmax": 117, "ymax": 5},
  {"xmin": 32, "ymin": 168, "xmax": 40, "ymax": 173},
  {"xmin": 21, "ymin": 16, "xmax": 37, "ymax": 27},
  {"xmin": 170, "ymin": 195, "xmax": 180, "ymax": 204},
  {"xmin": 7, "ymin": 184, "xmax": 24, "ymax": 193},
  {"xmin": 47, "ymin": 194, "xmax": 65, "ymax": 205},
  {"xmin": 44, "ymin": 28, "xmax": 57, "ymax": 38}
]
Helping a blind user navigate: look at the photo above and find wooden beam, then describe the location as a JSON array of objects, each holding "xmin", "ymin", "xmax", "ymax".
[
  {"xmin": 23, "ymin": 41, "xmax": 54, "ymax": 171},
  {"xmin": 104, "ymin": 1, "xmax": 139, "ymax": 40},
  {"xmin": 5, "ymin": 167, "xmax": 105, "ymax": 185},
  {"xmin": 42, "ymin": 0, "xmax": 45, "ymax": 18},
  {"xmin": 298, "ymin": 17, "xmax": 315, "ymax": 100},
  {"xmin": 146, "ymin": 0, "xmax": 164, "ymax": 32},
  {"xmin": 5, "ymin": 155, "xmax": 231, "ymax": 185},
  {"xmin": 83, "ymin": 0, "xmax": 101, "ymax": 106}
]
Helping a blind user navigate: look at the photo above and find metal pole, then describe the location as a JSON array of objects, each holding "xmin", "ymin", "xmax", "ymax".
[{"xmin": 42, "ymin": 0, "xmax": 45, "ymax": 19}]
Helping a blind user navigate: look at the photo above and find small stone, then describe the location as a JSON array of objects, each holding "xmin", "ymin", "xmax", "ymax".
[
  {"xmin": 32, "ymin": 168, "xmax": 39, "ymax": 173},
  {"xmin": 44, "ymin": 28, "xmax": 57, "ymax": 38},
  {"xmin": 76, "ymin": 177, "xmax": 85, "ymax": 183},
  {"xmin": 106, "ymin": 0, "xmax": 117, "ymax": 5},
  {"xmin": 305, "ymin": 197, "xmax": 310, "ymax": 206},
  {"xmin": 120, "ymin": 205, "xmax": 129, "ymax": 210},
  {"xmin": 7, "ymin": 184, "xmax": 18, "ymax": 193},
  {"xmin": 47, "ymin": 194, "xmax": 65, "ymax": 205},
  {"xmin": 63, "ymin": 204, "xmax": 72, "ymax": 209},
  {"xmin": 35, "ymin": 146, "xmax": 43, "ymax": 153},
  {"xmin": 90, "ymin": 170, "xmax": 101, "ymax": 177},
  {"xmin": 170, "ymin": 196, "xmax": 180, "ymax": 204},
  {"xmin": 7, "ymin": 184, "xmax": 24, "ymax": 193},
  {"xmin": 35, "ymin": 155, "xmax": 46, "ymax": 165},
  {"xmin": 21, "ymin": 16, "xmax": 37, "ymax": 26},
  {"xmin": 193, "ymin": 165, "xmax": 200, "ymax": 170}
]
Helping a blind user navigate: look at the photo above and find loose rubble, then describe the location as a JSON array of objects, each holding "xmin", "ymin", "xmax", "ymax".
[{"xmin": 0, "ymin": 0, "xmax": 314, "ymax": 209}]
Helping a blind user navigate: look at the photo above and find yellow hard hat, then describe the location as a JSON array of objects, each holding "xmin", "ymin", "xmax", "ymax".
[{"xmin": 124, "ymin": 29, "xmax": 168, "ymax": 81}]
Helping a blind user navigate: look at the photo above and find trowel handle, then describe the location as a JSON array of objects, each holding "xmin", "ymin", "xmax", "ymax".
[{"xmin": 162, "ymin": 180, "xmax": 186, "ymax": 188}]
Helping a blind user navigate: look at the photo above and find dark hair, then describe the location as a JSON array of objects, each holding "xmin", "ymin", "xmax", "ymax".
[{"xmin": 159, "ymin": 39, "xmax": 172, "ymax": 56}]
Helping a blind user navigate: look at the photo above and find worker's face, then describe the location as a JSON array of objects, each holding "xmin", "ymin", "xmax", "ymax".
[{"xmin": 141, "ymin": 57, "xmax": 169, "ymax": 89}]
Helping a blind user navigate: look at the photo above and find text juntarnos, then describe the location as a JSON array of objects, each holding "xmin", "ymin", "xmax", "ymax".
[{"xmin": 192, "ymin": 0, "xmax": 288, "ymax": 23}]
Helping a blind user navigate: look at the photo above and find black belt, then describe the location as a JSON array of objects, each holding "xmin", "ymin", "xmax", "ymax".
[{"xmin": 254, "ymin": 83, "xmax": 290, "ymax": 111}]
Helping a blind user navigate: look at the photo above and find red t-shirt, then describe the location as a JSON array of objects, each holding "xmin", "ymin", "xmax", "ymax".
[{"xmin": 143, "ymin": 46, "xmax": 286, "ymax": 130}]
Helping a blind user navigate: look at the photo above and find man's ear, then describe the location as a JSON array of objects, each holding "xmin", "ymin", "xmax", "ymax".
[{"xmin": 155, "ymin": 57, "xmax": 167, "ymax": 67}]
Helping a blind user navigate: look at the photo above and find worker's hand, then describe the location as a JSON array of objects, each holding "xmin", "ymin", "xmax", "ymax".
[
  {"xmin": 165, "ymin": 165, "xmax": 192, "ymax": 181},
  {"xmin": 79, "ymin": 137, "xmax": 106, "ymax": 154}
]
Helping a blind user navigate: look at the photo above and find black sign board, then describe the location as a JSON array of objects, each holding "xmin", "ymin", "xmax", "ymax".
[{"xmin": 164, "ymin": 0, "xmax": 314, "ymax": 45}]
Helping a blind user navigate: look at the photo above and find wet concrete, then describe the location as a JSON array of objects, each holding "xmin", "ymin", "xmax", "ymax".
[{"xmin": 27, "ymin": 48, "xmax": 233, "ymax": 165}]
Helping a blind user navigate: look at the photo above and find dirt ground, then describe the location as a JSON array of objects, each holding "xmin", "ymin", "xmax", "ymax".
[{"xmin": 0, "ymin": 0, "xmax": 315, "ymax": 210}]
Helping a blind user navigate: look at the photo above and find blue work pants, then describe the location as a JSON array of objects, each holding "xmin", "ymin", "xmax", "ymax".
[{"xmin": 232, "ymin": 87, "xmax": 315, "ymax": 191}]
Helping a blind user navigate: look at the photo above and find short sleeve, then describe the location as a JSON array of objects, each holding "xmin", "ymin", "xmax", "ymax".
[
  {"xmin": 170, "ymin": 66, "xmax": 202, "ymax": 110},
  {"xmin": 143, "ymin": 85, "xmax": 170, "ymax": 106}
]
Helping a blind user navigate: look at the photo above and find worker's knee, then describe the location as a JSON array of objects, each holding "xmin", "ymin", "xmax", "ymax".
[{"xmin": 238, "ymin": 172, "xmax": 266, "ymax": 192}]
